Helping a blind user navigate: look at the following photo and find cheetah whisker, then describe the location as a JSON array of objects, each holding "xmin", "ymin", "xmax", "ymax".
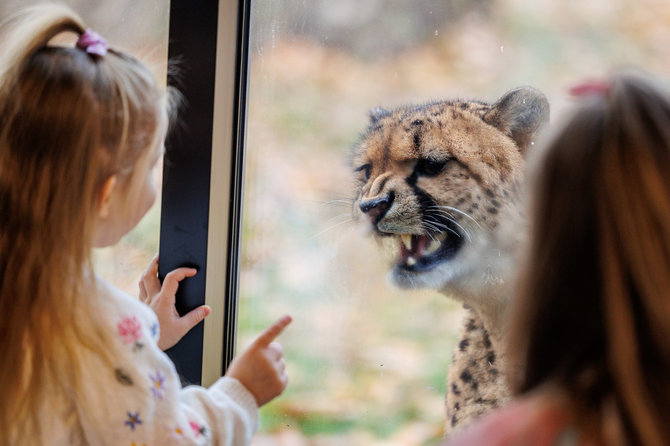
[
  {"xmin": 311, "ymin": 215, "xmax": 354, "ymax": 239},
  {"xmin": 424, "ymin": 209, "xmax": 475, "ymax": 242},
  {"xmin": 321, "ymin": 199, "xmax": 356, "ymax": 208},
  {"xmin": 430, "ymin": 215, "xmax": 473, "ymax": 242},
  {"xmin": 422, "ymin": 221, "xmax": 465, "ymax": 241},
  {"xmin": 434, "ymin": 205, "xmax": 484, "ymax": 232}
]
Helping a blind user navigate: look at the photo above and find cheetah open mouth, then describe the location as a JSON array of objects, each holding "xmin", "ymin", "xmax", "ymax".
[{"xmin": 396, "ymin": 229, "xmax": 465, "ymax": 272}]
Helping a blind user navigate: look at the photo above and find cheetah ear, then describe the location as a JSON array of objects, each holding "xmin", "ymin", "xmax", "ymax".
[
  {"xmin": 368, "ymin": 106, "xmax": 390, "ymax": 125},
  {"xmin": 484, "ymin": 86, "xmax": 550, "ymax": 156}
]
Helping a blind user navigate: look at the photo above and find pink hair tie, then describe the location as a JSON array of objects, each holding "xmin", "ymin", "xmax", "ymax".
[
  {"xmin": 568, "ymin": 79, "xmax": 610, "ymax": 98},
  {"xmin": 76, "ymin": 29, "xmax": 108, "ymax": 57}
]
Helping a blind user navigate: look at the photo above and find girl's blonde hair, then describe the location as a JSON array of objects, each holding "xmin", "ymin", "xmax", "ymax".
[
  {"xmin": 0, "ymin": 4, "xmax": 164, "ymax": 443},
  {"xmin": 509, "ymin": 71, "xmax": 670, "ymax": 445}
]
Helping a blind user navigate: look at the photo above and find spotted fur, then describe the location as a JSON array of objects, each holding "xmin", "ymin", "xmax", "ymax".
[{"xmin": 352, "ymin": 87, "xmax": 549, "ymax": 434}]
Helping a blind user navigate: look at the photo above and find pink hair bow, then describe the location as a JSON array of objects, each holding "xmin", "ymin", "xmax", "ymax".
[
  {"xmin": 568, "ymin": 79, "xmax": 610, "ymax": 98},
  {"xmin": 76, "ymin": 29, "xmax": 108, "ymax": 57}
]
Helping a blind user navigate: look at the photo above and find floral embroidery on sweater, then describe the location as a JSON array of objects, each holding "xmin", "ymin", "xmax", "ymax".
[
  {"xmin": 189, "ymin": 420, "xmax": 207, "ymax": 437},
  {"xmin": 150, "ymin": 321, "xmax": 159, "ymax": 340},
  {"xmin": 149, "ymin": 370, "xmax": 166, "ymax": 399},
  {"xmin": 118, "ymin": 316, "xmax": 144, "ymax": 351},
  {"xmin": 124, "ymin": 411, "xmax": 142, "ymax": 430}
]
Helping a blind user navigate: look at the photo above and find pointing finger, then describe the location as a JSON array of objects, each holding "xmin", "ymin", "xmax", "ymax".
[{"xmin": 254, "ymin": 315, "xmax": 292, "ymax": 347}]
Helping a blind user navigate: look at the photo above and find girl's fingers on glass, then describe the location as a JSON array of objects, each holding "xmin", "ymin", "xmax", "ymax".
[
  {"xmin": 145, "ymin": 275, "xmax": 161, "ymax": 296},
  {"xmin": 138, "ymin": 280, "xmax": 147, "ymax": 302},
  {"xmin": 161, "ymin": 268, "xmax": 197, "ymax": 296}
]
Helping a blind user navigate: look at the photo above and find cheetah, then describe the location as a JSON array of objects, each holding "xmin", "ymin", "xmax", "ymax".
[{"xmin": 351, "ymin": 87, "xmax": 549, "ymax": 434}]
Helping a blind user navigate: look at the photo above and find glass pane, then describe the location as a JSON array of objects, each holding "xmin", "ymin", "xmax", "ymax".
[
  {"xmin": 0, "ymin": 0, "xmax": 170, "ymax": 294},
  {"xmin": 240, "ymin": 0, "xmax": 670, "ymax": 445}
]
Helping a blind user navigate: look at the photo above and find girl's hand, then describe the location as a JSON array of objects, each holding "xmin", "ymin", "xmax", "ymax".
[
  {"xmin": 226, "ymin": 315, "xmax": 292, "ymax": 407},
  {"xmin": 139, "ymin": 254, "xmax": 211, "ymax": 350}
]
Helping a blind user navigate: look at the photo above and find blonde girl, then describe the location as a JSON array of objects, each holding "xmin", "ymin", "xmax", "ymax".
[{"xmin": 0, "ymin": 4, "xmax": 290, "ymax": 445}]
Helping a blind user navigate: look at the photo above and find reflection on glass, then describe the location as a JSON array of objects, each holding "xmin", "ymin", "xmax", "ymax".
[
  {"xmin": 240, "ymin": 0, "xmax": 670, "ymax": 444},
  {"xmin": 0, "ymin": 0, "xmax": 170, "ymax": 294}
]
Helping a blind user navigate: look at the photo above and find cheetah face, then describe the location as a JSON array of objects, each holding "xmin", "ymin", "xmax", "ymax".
[
  {"xmin": 354, "ymin": 155, "xmax": 475, "ymax": 288},
  {"xmin": 352, "ymin": 88, "xmax": 549, "ymax": 292}
]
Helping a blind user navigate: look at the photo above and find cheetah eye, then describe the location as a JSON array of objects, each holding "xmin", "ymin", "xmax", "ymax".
[
  {"xmin": 355, "ymin": 163, "xmax": 372, "ymax": 181},
  {"xmin": 415, "ymin": 158, "xmax": 447, "ymax": 177}
]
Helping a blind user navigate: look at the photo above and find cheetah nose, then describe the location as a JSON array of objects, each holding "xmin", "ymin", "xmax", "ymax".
[{"xmin": 359, "ymin": 192, "xmax": 394, "ymax": 223}]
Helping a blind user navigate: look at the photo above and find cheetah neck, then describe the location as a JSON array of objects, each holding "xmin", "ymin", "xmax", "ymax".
[
  {"xmin": 441, "ymin": 281, "xmax": 511, "ymax": 353},
  {"xmin": 445, "ymin": 306, "xmax": 511, "ymax": 434}
]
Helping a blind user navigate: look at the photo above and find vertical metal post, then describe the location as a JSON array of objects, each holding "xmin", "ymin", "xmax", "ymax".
[{"xmin": 159, "ymin": 0, "xmax": 249, "ymax": 386}]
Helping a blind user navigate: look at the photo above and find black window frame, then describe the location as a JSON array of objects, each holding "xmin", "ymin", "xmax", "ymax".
[{"xmin": 159, "ymin": 0, "xmax": 250, "ymax": 386}]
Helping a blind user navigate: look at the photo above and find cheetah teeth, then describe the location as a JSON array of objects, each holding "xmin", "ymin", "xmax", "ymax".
[
  {"xmin": 399, "ymin": 232, "xmax": 450, "ymax": 262},
  {"xmin": 401, "ymin": 234, "xmax": 412, "ymax": 250},
  {"xmin": 424, "ymin": 233, "xmax": 448, "ymax": 256},
  {"xmin": 424, "ymin": 240, "xmax": 440, "ymax": 256}
]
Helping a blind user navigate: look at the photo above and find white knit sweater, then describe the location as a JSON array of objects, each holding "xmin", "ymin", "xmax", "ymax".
[{"xmin": 34, "ymin": 280, "xmax": 259, "ymax": 446}]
